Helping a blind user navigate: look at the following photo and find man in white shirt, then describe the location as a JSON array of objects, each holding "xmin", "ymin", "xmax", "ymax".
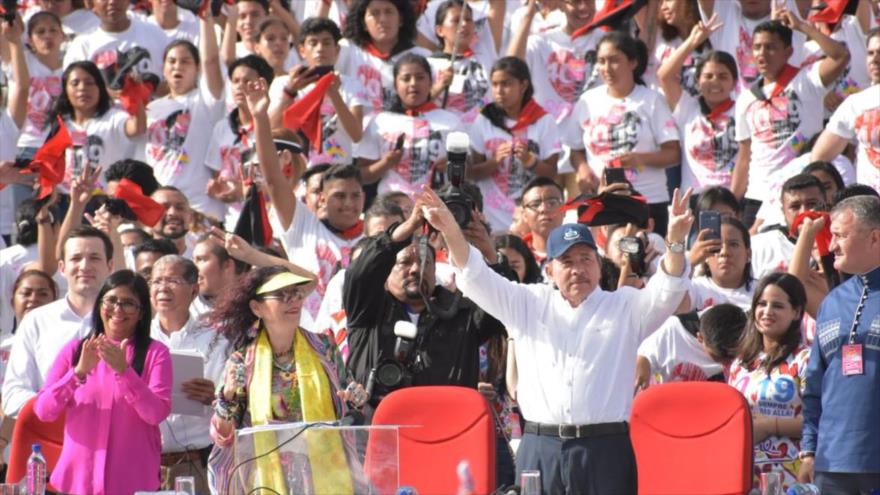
[
  {"xmin": 2, "ymin": 226, "xmax": 113, "ymax": 417},
  {"xmin": 149, "ymin": 255, "xmax": 227, "ymax": 493},
  {"xmin": 152, "ymin": 186, "xmax": 195, "ymax": 257},
  {"xmin": 420, "ymin": 187, "xmax": 694, "ymax": 494},
  {"xmin": 190, "ymin": 236, "xmax": 248, "ymax": 318}
]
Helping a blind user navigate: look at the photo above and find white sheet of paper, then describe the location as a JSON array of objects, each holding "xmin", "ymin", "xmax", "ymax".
[{"xmin": 170, "ymin": 349, "xmax": 208, "ymax": 416}]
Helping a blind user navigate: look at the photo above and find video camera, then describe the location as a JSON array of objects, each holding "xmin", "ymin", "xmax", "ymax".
[
  {"xmin": 437, "ymin": 132, "xmax": 474, "ymax": 228},
  {"xmin": 618, "ymin": 234, "xmax": 647, "ymax": 277},
  {"xmin": 104, "ymin": 47, "xmax": 160, "ymax": 91},
  {"xmin": 366, "ymin": 321, "xmax": 430, "ymax": 401}
]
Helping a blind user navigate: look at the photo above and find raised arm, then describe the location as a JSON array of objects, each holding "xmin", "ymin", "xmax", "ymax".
[
  {"xmin": 244, "ymin": 78, "xmax": 297, "ymax": 230},
  {"xmin": 777, "ymin": 9, "xmax": 850, "ymax": 87},
  {"xmin": 506, "ymin": 0, "xmax": 536, "ymax": 59},
  {"xmin": 210, "ymin": 227, "xmax": 318, "ymax": 289},
  {"xmin": 3, "ymin": 15, "xmax": 29, "ymax": 128},
  {"xmin": 56, "ymin": 166, "xmax": 102, "ymax": 262},
  {"xmin": 810, "ymin": 129, "xmax": 850, "ymax": 163},
  {"xmin": 200, "ymin": 6, "xmax": 224, "ymax": 100},
  {"xmin": 788, "ymin": 216, "xmax": 829, "ymax": 318},
  {"xmin": 657, "ymin": 14, "xmax": 722, "ymax": 109},
  {"xmin": 220, "ymin": 5, "xmax": 238, "ymax": 68},
  {"xmin": 731, "ymin": 139, "xmax": 751, "ymax": 199},
  {"xmin": 486, "ymin": 0, "xmax": 506, "ymax": 54}
]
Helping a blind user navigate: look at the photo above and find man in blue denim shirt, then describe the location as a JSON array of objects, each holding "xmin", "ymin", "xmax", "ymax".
[{"xmin": 800, "ymin": 195, "xmax": 880, "ymax": 493}]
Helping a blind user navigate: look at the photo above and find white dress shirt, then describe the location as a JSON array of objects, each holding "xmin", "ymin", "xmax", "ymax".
[
  {"xmin": 151, "ymin": 315, "xmax": 229, "ymax": 453},
  {"xmin": 457, "ymin": 245, "xmax": 689, "ymax": 425},
  {"xmin": 1, "ymin": 297, "xmax": 93, "ymax": 417}
]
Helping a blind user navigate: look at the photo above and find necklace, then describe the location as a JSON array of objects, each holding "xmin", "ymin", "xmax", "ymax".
[{"xmin": 273, "ymin": 349, "xmax": 293, "ymax": 359}]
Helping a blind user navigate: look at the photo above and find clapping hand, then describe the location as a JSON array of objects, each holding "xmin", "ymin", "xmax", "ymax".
[
  {"xmin": 75, "ymin": 336, "xmax": 101, "ymax": 380},
  {"xmin": 97, "ymin": 336, "xmax": 129, "ymax": 374}
]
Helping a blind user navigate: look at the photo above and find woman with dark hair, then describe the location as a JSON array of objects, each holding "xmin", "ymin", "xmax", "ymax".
[
  {"xmin": 339, "ymin": 0, "xmax": 429, "ymax": 111},
  {"xmin": 495, "ymin": 233, "xmax": 541, "ymax": 284},
  {"xmin": 207, "ymin": 266, "xmax": 357, "ymax": 494},
  {"xmin": 729, "ymin": 272, "xmax": 810, "ymax": 491},
  {"xmin": 9, "ymin": 269, "xmax": 57, "ymax": 334},
  {"xmin": 658, "ymin": 15, "xmax": 740, "ymax": 196},
  {"xmin": 144, "ymin": 7, "xmax": 224, "ymax": 219},
  {"xmin": 48, "ymin": 60, "xmax": 146, "ymax": 191},
  {"xmin": 356, "ymin": 53, "xmax": 459, "ymax": 196},
  {"xmin": 426, "ymin": 0, "xmax": 491, "ymax": 121},
  {"xmin": 254, "ymin": 18, "xmax": 294, "ymax": 76},
  {"xmin": 567, "ymin": 31, "xmax": 681, "ymax": 236},
  {"xmin": 642, "ymin": 0, "xmax": 703, "ymax": 95},
  {"xmin": 803, "ymin": 161, "xmax": 846, "ymax": 206},
  {"xmin": 468, "ymin": 57, "xmax": 560, "ymax": 232},
  {"xmin": 688, "ymin": 216, "xmax": 755, "ymax": 311},
  {"xmin": 34, "ymin": 270, "xmax": 172, "ymax": 494}
]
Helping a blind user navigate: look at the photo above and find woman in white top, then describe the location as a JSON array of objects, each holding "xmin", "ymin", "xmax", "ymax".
[
  {"xmin": 641, "ymin": 0, "xmax": 704, "ymax": 96},
  {"xmin": 144, "ymin": 7, "xmax": 224, "ymax": 219},
  {"xmin": 253, "ymin": 18, "xmax": 295, "ymax": 77},
  {"xmin": 568, "ymin": 31, "xmax": 681, "ymax": 236},
  {"xmin": 339, "ymin": 0, "xmax": 430, "ymax": 112},
  {"xmin": 467, "ymin": 56, "xmax": 560, "ymax": 233},
  {"xmin": 687, "ymin": 216, "xmax": 755, "ymax": 312},
  {"xmin": 356, "ymin": 53, "xmax": 459, "ymax": 196},
  {"xmin": 49, "ymin": 60, "xmax": 145, "ymax": 191},
  {"xmin": 658, "ymin": 15, "xmax": 739, "ymax": 194},
  {"xmin": 426, "ymin": 0, "xmax": 491, "ymax": 123}
]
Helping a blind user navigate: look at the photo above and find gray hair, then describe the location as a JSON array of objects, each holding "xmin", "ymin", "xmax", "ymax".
[
  {"xmin": 831, "ymin": 195, "xmax": 880, "ymax": 230},
  {"xmin": 152, "ymin": 255, "xmax": 199, "ymax": 284}
]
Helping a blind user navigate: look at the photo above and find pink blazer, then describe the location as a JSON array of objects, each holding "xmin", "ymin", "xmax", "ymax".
[{"xmin": 34, "ymin": 338, "xmax": 172, "ymax": 495}]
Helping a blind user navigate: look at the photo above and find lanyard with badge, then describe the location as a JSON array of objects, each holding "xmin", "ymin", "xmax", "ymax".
[{"xmin": 842, "ymin": 281, "xmax": 870, "ymax": 376}]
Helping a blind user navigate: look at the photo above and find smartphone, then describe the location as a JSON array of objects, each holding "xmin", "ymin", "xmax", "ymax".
[
  {"xmin": 394, "ymin": 134, "xmax": 406, "ymax": 151},
  {"xmin": 699, "ymin": 210, "xmax": 722, "ymax": 241},
  {"xmin": 604, "ymin": 167, "xmax": 628, "ymax": 186},
  {"xmin": 309, "ymin": 65, "xmax": 334, "ymax": 77}
]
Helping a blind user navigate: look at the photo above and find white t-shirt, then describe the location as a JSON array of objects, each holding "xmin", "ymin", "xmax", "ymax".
[
  {"xmin": 233, "ymin": 41, "xmax": 300, "ymax": 70},
  {"xmin": 826, "ymin": 84, "xmax": 880, "ymax": 192},
  {"xmin": 280, "ymin": 203, "xmax": 363, "ymax": 320},
  {"xmin": 142, "ymin": 9, "xmax": 200, "ymax": 44},
  {"xmin": 509, "ymin": 5, "xmax": 566, "ymax": 35},
  {"xmin": 268, "ymin": 74, "xmax": 368, "ymax": 166},
  {"xmin": 734, "ymin": 64, "xmax": 828, "ymax": 202},
  {"xmin": 61, "ymin": 108, "xmax": 134, "ymax": 191},
  {"xmin": 144, "ymin": 77, "xmax": 226, "ymax": 217},
  {"xmin": 565, "ymin": 84, "xmax": 680, "ymax": 203},
  {"xmin": 689, "ymin": 275, "xmax": 754, "ymax": 312},
  {"xmin": 357, "ymin": 108, "xmax": 461, "ymax": 196},
  {"xmin": 426, "ymin": 54, "xmax": 491, "ymax": 124},
  {"xmin": 644, "ymin": 33, "xmax": 706, "ymax": 99},
  {"xmin": 0, "ymin": 110, "xmax": 17, "ymax": 236},
  {"xmin": 674, "ymin": 94, "xmax": 738, "ymax": 193},
  {"xmin": 63, "ymin": 15, "xmax": 170, "ymax": 84},
  {"xmin": 698, "ymin": 0, "xmax": 806, "ymax": 91},
  {"xmin": 751, "ymin": 229, "xmax": 796, "ymax": 279},
  {"xmin": 800, "ymin": 15, "xmax": 869, "ymax": 112},
  {"xmin": 524, "ymin": 27, "xmax": 604, "ymax": 124},
  {"xmin": 22, "ymin": 8, "xmax": 101, "ymax": 48},
  {"xmin": 416, "ymin": 0, "xmax": 516, "ymax": 67},
  {"xmin": 638, "ymin": 316, "xmax": 723, "ymax": 384},
  {"xmin": 0, "ymin": 244, "xmax": 38, "ymax": 336},
  {"xmin": 203, "ymin": 111, "xmax": 257, "ymax": 221},
  {"xmin": 294, "ymin": 0, "xmax": 350, "ymax": 28},
  {"xmin": 336, "ymin": 41, "xmax": 431, "ymax": 113},
  {"xmin": 468, "ymin": 112, "xmax": 560, "ymax": 232},
  {"xmin": 16, "ymin": 51, "xmax": 63, "ymax": 149}
]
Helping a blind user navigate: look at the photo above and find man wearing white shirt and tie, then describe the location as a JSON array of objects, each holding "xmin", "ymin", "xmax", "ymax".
[
  {"xmin": 420, "ymin": 187, "xmax": 695, "ymax": 494},
  {"xmin": 2, "ymin": 226, "xmax": 113, "ymax": 417},
  {"xmin": 149, "ymin": 255, "xmax": 229, "ymax": 492}
]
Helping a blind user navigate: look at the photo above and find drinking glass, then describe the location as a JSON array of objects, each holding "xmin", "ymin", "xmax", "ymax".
[
  {"xmin": 520, "ymin": 470, "xmax": 541, "ymax": 495},
  {"xmin": 174, "ymin": 476, "xmax": 195, "ymax": 495},
  {"xmin": 760, "ymin": 471, "xmax": 783, "ymax": 495}
]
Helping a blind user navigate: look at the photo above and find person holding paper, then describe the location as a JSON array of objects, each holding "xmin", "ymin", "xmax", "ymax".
[
  {"xmin": 149, "ymin": 254, "xmax": 229, "ymax": 493},
  {"xmin": 33, "ymin": 270, "xmax": 172, "ymax": 494},
  {"xmin": 206, "ymin": 266, "xmax": 361, "ymax": 495}
]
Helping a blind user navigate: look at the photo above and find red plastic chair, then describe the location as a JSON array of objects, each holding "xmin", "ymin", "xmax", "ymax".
[
  {"xmin": 630, "ymin": 382, "xmax": 753, "ymax": 495},
  {"xmin": 366, "ymin": 386, "xmax": 496, "ymax": 495},
  {"xmin": 6, "ymin": 396, "xmax": 65, "ymax": 491}
]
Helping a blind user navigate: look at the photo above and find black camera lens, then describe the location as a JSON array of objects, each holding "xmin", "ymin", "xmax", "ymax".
[{"xmin": 375, "ymin": 361, "xmax": 406, "ymax": 389}]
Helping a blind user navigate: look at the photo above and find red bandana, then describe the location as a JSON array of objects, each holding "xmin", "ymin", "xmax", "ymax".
[
  {"xmin": 790, "ymin": 211, "xmax": 833, "ymax": 256},
  {"xmin": 365, "ymin": 42, "xmax": 392, "ymax": 61},
  {"xmin": 113, "ymin": 178, "xmax": 164, "ymax": 227},
  {"xmin": 509, "ymin": 99, "xmax": 548, "ymax": 133},
  {"xmin": 405, "ymin": 101, "xmax": 438, "ymax": 117}
]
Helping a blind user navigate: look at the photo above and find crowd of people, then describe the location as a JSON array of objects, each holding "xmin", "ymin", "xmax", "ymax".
[{"xmin": 0, "ymin": 0, "xmax": 878, "ymax": 493}]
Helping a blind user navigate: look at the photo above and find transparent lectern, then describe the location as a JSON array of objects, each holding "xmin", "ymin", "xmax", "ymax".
[{"xmin": 226, "ymin": 422, "xmax": 401, "ymax": 495}]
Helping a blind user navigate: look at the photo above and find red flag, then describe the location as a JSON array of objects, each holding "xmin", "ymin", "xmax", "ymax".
[
  {"xmin": 113, "ymin": 178, "xmax": 165, "ymax": 227},
  {"xmin": 283, "ymin": 73, "xmax": 336, "ymax": 152},
  {"xmin": 790, "ymin": 211, "xmax": 833, "ymax": 256},
  {"xmin": 234, "ymin": 183, "xmax": 274, "ymax": 246},
  {"xmin": 809, "ymin": 0, "xmax": 852, "ymax": 24},
  {"xmin": 30, "ymin": 117, "xmax": 72, "ymax": 200},
  {"xmin": 509, "ymin": 99, "xmax": 548, "ymax": 133},
  {"xmin": 119, "ymin": 75, "xmax": 155, "ymax": 115},
  {"xmin": 571, "ymin": 0, "xmax": 646, "ymax": 39}
]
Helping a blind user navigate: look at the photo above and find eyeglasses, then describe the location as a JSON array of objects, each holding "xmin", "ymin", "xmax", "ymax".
[
  {"xmin": 261, "ymin": 287, "xmax": 307, "ymax": 303},
  {"xmin": 151, "ymin": 277, "xmax": 190, "ymax": 288},
  {"xmin": 102, "ymin": 296, "xmax": 141, "ymax": 314},
  {"xmin": 523, "ymin": 198, "xmax": 563, "ymax": 212}
]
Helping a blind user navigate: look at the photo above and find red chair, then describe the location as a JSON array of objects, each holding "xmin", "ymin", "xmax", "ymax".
[
  {"xmin": 6, "ymin": 396, "xmax": 65, "ymax": 491},
  {"xmin": 366, "ymin": 386, "xmax": 496, "ymax": 495},
  {"xmin": 630, "ymin": 382, "xmax": 753, "ymax": 495}
]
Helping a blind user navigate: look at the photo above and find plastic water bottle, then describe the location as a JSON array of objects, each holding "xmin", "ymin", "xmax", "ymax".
[
  {"xmin": 786, "ymin": 484, "xmax": 821, "ymax": 495},
  {"xmin": 396, "ymin": 487, "xmax": 419, "ymax": 495},
  {"xmin": 26, "ymin": 443, "xmax": 47, "ymax": 495},
  {"xmin": 456, "ymin": 460, "xmax": 474, "ymax": 495}
]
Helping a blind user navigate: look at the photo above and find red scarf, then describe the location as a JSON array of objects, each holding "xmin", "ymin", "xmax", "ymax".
[
  {"xmin": 704, "ymin": 98, "xmax": 734, "ymax": 126},
  {"xmin": 570, "ymin": 0, "xmax": 640, "ymax": 39},
  {"xmin": 119, "ymin": 76, "xmax": 155, "ymax": 115},
  {"xmin": 760, "ymin": 64, "xmax": 800, "ymax": 102},
  {"xmin": 30, "ymin": 117, "xmax": 72, "ymax": 199},
  {"xmin": 365, "ymin": 42, "xmax": 392, "ymax": 61},
  {"xmin": 790, "ymin": 211, "xmax": 833, "ymax": 256},
  {"xmin": 113, "ymin": 178, "xmax": 164, "ymax": 227},
  {"xmin": 405, "ymin": 101, "xmax": 438, "ymax": 117},
  {"xmin": 322, "ymin": 219, "xmax": 364, "ymax": 240},
  {"xmin": 283, "ymin": 73, "xmax": 336, "ymax": 151},
  {"xmin": 509, "ymin": 99, "xmax": 548, "ymax": 133}
]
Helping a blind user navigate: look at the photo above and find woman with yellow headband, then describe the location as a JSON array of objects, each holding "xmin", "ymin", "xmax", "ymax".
[{"xmin": 205, "ymin": 265, "xmax": 358, "ymax": 494}]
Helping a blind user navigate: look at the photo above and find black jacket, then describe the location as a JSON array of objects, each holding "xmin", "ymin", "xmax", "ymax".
[{"xmin": 343, "ymin": 229, "xmax": 506, "ymax": 404}]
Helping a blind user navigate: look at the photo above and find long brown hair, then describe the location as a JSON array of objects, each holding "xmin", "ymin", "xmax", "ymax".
[
  {"xmin": 737, "ymin": 273, "xmax": 806, "ymax": 373},
  {"xmin": 204, "ymin": 266, "xmax": 287, "ymax": 351}
]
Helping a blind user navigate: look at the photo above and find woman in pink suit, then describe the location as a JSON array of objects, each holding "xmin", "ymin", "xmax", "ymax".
[{"xmin": 34, "ymin": 270, "xmax": 172, "ymax": 495}]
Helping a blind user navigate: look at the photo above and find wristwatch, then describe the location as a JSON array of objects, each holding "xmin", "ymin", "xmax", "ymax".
[
  {"xmin": 665, "ymin": 239, "xmax": 685, "ymax": 253},
  {"xmin": 798, "ymin": 451, "xmax": 815, "ymax": 461}
]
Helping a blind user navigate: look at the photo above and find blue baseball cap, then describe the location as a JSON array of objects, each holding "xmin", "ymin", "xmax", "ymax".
[{"xmin": 546, "ymin": 223, "xmax": 598, "ymax": 260}]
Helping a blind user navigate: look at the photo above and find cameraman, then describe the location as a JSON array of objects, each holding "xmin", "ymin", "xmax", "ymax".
[{"xmin": 343, "ymin": 195, "xmax": 506, "ymax": 415}]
